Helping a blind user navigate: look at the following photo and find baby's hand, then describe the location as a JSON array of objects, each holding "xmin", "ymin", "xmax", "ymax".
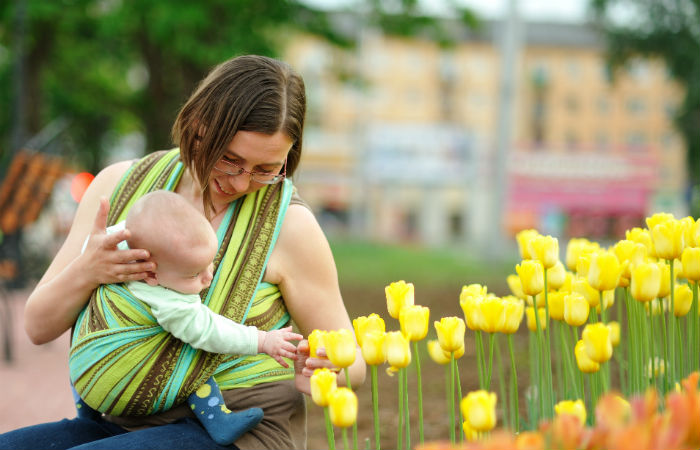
[{"xmin": 258, "ymin": 326, "xmax": 303, "ymax": 368}]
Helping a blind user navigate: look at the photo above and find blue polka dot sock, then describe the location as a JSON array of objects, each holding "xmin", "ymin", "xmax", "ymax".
[
  {"xmin": 70, "ymin": 384, "xmax": 101, "ymax": 420},
  {"xmin": 188, "ymin": 377, "xmax": 263, "ymax": 445}
]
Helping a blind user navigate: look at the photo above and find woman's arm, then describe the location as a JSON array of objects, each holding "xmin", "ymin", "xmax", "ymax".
[
  {"xmin": 270, "ymin": 203, "xmax": 366, "ymax": 394},
  {"xmin": 24, "ymin": 161, "xmax": 155, "ymax": 344}
]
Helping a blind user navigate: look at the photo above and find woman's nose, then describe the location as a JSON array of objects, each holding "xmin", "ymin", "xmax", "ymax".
[{"xmin": 230, "ymin": 172, "xmax": 251, "ymax": 192}]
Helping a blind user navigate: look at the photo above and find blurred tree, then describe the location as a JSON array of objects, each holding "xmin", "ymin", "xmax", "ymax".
[
  {"xmin": 591, "ymin": 0, "xmax": 700, "ymax": 216},
  {"xmin": 1, "ymin": 0, "xmax": 476, "ymax": 174}
]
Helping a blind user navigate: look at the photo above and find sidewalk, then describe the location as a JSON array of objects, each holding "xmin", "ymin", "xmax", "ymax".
[{"xmin": 0, "ymin": 288, "xmax": 75, "ymax": 433}]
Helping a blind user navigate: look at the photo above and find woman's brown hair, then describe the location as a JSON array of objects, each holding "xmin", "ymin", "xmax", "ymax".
[{"xmin": 172, "ymin": 55, "xmax": 306, "ymax": 217}]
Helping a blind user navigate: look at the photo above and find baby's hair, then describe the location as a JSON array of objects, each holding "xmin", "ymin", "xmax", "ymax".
[{"xmin": 125, "ymin": 190, "xmax": 215, "ymax": 262}]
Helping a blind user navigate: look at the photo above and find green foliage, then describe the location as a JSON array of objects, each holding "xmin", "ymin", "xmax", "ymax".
[{"xmin": 591, "ymin": 0, "xmax": 700, "ymax": 215}]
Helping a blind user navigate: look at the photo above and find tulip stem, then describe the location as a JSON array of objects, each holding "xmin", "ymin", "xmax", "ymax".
[
  {"xmin": 324, "ymin": 407, "xmax": 336, "ymax": 450},
  {"xmin": 658, "ymin": 297, "xmax": 669, "ymax": 393},
  {"xmin": 475, "ymin": 330, "xmax": 486, "ymax": 389},
  {"xmin": 413, "ymin": 341, "xmax": 424, "ymax": 444},
  {"xmin": 649, "ymin": 307, "xmax": 657, "ymax": 388},
  {"xmin": 693, "ymin": 281, "xmax": 699, "ymax": 372},
  {"xmin": 486, "ymin": 333, "xmax": 496, "ymax": 390},
  {"xmin": 559, "ymin": 323, "xmax": 580, "ymax": 400},
  {"xmin": 342, "ymin": 428, "xmax": 349, "ymax": 450},
  {"xmin": 669, "ymin": 259, "xmax": 676, "ymax": 387},
  {"xmin": 343, "ymin": 367, "xmax": 358, "ymax": 450},
  {"xmin": 676, "ymin": 316, "xmax": 684, "ymax": 378},
  {"xmin": 623, "ymin": 288, "xmax": 636, "ymax": 396},
  {"xmin": 397, "ymin": 366, "xmax": 404, "ymax": 450},
  {"xmin": 494, "ymin": 336, "xmax": 508, "ymax": 430},
  {"xmin": 455, "ymin": 359, "xmax": 464, "ymax": 442},
  {"xmin": 403, "ymin": 367, "xmax": 410, "ymax": 450},
  {"xmin": 543, "ymin": 272, "xmax": 555, "ymax": 415},
  {"xmin": 370, "ymin": 366, "xmax": 380, "ymax": 450},
  {"xmin": 449, "ymin": 353, "xmax": 456, "ymax": 444},
  {"xmin": 507, "ymin": 334, "xmax": 520, "ymax": 433}
]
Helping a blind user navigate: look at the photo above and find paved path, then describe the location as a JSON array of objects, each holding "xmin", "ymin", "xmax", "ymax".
[{"xmin": 0, "ymin": 288, "xmax": 75, "ymax": 434}]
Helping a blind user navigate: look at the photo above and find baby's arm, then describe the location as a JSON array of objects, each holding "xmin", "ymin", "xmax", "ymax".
[{"xmin": 257, "ymin": 326, "xmax": 303, "ymax": 368}]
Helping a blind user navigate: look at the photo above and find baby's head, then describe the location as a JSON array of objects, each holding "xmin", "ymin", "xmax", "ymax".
[{"xmin": 125, "ymin": 190, "xmax": 218, "ymax": 295}]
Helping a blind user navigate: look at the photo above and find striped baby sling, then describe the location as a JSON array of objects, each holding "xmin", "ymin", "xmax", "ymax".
[{"xmin": 69, "ymin": 149, "xmax": 294, "ymax": 416}]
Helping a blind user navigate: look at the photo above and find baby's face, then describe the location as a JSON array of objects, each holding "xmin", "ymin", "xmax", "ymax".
[{"xmin": 155, "ymin": 234, "xmax": 218, "ymax": 295}]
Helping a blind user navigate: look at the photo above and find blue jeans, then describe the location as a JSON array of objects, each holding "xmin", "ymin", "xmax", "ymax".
[{"xmin": 0, "ymin": 416, "xmax": 236, "ymax": 450}]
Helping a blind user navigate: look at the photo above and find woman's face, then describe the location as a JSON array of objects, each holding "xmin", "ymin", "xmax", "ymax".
[{"xmin": 207, "ymin": 130, "xmax": 292, "ymax": 205}]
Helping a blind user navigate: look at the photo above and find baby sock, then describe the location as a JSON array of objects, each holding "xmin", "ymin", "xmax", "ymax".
[
  {"xmin": 70, "ymin": 384, "xmax": 101, "ymax": 420},
  {"xmin": 189, "ymin": 377, "xmax": 264, "ymax": 445}
]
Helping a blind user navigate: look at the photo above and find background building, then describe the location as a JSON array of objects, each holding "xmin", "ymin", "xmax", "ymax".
[{"xmin": 284, "ymin": 17, "xmax": 686, "ymax": 247}]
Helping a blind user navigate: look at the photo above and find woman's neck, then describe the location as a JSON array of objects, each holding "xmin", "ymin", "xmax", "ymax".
[{"xmin": 176, "ymin": 169, "xmax": 228, "ymax": 227}]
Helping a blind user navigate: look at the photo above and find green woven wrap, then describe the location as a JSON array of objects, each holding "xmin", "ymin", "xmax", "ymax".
[{"xmin": 69, "ymin": 149, "xmax": 294, "ymax": 416}]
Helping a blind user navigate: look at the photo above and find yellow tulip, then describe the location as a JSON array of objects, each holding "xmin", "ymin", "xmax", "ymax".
[
  {"xmin": 548, "ymin": 291, "xmax": 566, "ymax": 321},
  {"xmin": 516, "ymin": 229, "xmax": 539, "ymax": 260},
  {"xmin": 575, "ymin": 340, "xmax": 600, "ymax": 373},
  {"xmin": 646, "ymin": 212, "xmax": 675, "ymax": 231},
  {"xmin": 479, "ymin": 296, "xmax": 506, "ymax": 333},
  {"xmin": 582, "ymin": 323, "xmax": 613, "ymax": 363},
  {"xmin": 651, "ymin": 219, "xmax": 684, "ymax": 260},
  {"xmin": 630, "ymin": 261, "xmax": 661, "ymax": 303},
  {"xmin": 566, "ymin": 238, "xmax": 591, "ymax": 272},
  {"xmin": 324, "ymin": 328, "xmax": 356, "ymax": 369},
  {"xmin": 563, "ymin": 292, "xmax": 589, "ymax": 327},
  {"xmin": 360, "ymin": 330, "xmax": 386, "ymax": 366},
  {"xmin": 658, "ymin": 261, "xmax": 678, "ymax": 299},
  {"xmin": 506, "ymin": 274, "xmax": 526, "ymax": 299},
  {"xmin": 428, "ymin": 339, "xmax": 464, "ymax": 365},
  {"xmin": 547, "ymin": 261, "xmax": 567, "ymax": 290},
  {"xmin": 528, "ymin": 291, "xmax": 546, "ymax": 308},
  {"xmin": 310, "ymin": 368, "xmax": 337, "ymax": 407},
  {"xmin": 460, "ymin": 283, "xmax": 488, "ymax": 300},
  {"xmin": 576, "ymin": 252, "xmax": 592, "ymax": 278},
  {"xmin": 399, "ymin": 304, "xmax": 430, "ymax": 341},
  {"xmin": 525, "ymin": 306, "xmax": 547, "ymax": 331},
  {"xmin": 516, "ymin": 260, "xmax": 544, "ymax": 296},
  {"xmin": 529, "ymin": 234, "xmax": 560, "ymax": 269},
  {"xmin": 626, "ymin": 227, "xmax": 653, "ymax": 255},
  {"xmin": 693, "ymin": 218, "xmax": 700, "ymax": 248},
  {"xmin": 385, "ymin": 330, "xmax": 411, "ymax": 369},
  {"xmin": 679, "ymin": 216, "xmax": 696, "ymax": 249},
  {"xmin": 328, "ymin": 387, "xmax": 357, "ymax": 428},
  {"xmin": 501, "ymin": 296, "xmax": 524, "ymax": 334},
  {"xmin": 460, "ymin": 295, "xmax": 483, "ymax": 331},
  {"xmin": 353, "ymin": 313, "xmax": 385, "ymax": 348},
  {"xmin": 434, "ymin": 316, "xmax": 466, "ymax": 353},
  {"xmin": 598, "ymin": 289, "xmax": 615, "ymax": 313},
  {"xmin": 607, "ymin": 321, "xmax": 620, "ymax": 346},
  {"xmin": 674, "ymin": 284, "xmax": 693, "ymax": 317},
  {"xmin": 573, "ymin": 276, "xmax": 599, "ymax": 308},
  {"xmin": 682, "ymin": 247, "xmax": 700, "ymax": 281},
  {"xmin": 308, "ymin": 329, "xmax": 327, "ymax": 358},
  {"xmin": 461, "ymin": 390, "xmax": 497, "ymax": 432},
  {"xmin": 385, "ymin": 280, "xmax": 414, "ymax": 319},
  {"xmin": 462, "ymin": 420, "xmax": 479, "ymax": 442},
  {"xmin": 613, "ymin": 239, "xmax": 647, "ymax": 281},
  {"xmin": 587, "ymin": 251, "xmax": 622, "ymax": 292},
  {"xmin": 554, "ymin": 399, "xmax": 587, "ymax": 425}
]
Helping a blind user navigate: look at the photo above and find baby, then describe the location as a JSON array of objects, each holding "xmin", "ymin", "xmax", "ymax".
[{"xmin": 72, "ymin": 190, "xmax": 302, "ymax": 445}]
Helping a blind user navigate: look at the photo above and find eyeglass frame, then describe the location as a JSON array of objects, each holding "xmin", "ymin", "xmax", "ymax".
[{"xmin": 212, "ymin": 157, "xmax": 287, "ymax": 185}]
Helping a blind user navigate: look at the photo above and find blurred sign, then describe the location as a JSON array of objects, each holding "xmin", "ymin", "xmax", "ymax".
[{"xmin": 364, "ymin": 124, "xmax": 473, "ymax": 185}]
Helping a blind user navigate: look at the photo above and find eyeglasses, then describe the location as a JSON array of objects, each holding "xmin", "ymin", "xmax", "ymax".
[{"xmin": 213, "ymin": 158, "xmax": 287, "ymax": 185}]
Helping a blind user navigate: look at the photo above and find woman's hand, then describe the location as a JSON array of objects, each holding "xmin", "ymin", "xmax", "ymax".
[
  {"xmin": 294, "ymin": 339, "xmax": 340, "ymax": 395},
  {"xmin": 79, "ymin": 197, "xmax": 155, "ymax": 286}
]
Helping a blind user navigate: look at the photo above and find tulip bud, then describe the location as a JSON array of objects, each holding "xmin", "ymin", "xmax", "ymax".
[
  {"xmin": 324, "ymin": 329, "xmax": 356, "ymax": 369},
  {"xmin": 582, "ymin": 323, "xmax": 613, "ymax": 363},
  {"xmin": 651, "ymin": 219, "xmax": 684, "ymax": 260},
  {"xmin": 566, "ymin": 238, "xmax": 591, "ymax": 272},
  {"xmin": 563, "ymin": 292, "xmax": 589, "ymax": 327},
  {"xmin": 626, "ymin": 227, "xmax": 653, "ymax": 255},
  {"xmin": 682, "ymin": 247, "xmax": 700, "ymax": 281},
  {"xmin": 360, "ymin": 330, "xmax": 386, "ymax": 366},
  {"xmin": 479, "ymin": 296, "xmax": 506, "ymax": 333},
  {"xmin": 434, "ymin": 316, "xmax": 466, "ymax": 353},
  {"xmin": 385, "ymin": 280, "xmax": 414, "ymax": 319},
  {"xmin": 588, "ymin": 251, "xmax": 622, "ymax": 292},
  {"xmin": 547, "ymin": 261, "xmax": 567, "ymax": 290},
  {"xmin": 573, "ymin": 276, "xmax": 599, "ymax": 308},
  {"xmin": 529, "ymin": 234, "xmax": 560, "ymax": 269},
  {"xmin": 575, "ymin": 340, "xmax": 600, "ymax": 373},
  {"xmin": 525, "ymin": 306, "xmax": 547, "ymax": 332},
  {"xmin": 328, "ymin": 387, "xmax": 357, "ymax": 428},
  {"xmin": 506, "ymin": 274, "xmax": 526, "ymax": 300},
  {"xmin": 548, "ymin": 291, "xmax": 566, "ymax": 321},
  {"xmin": 646, "ymin": 212, "xmax": 675, "ymax": 231},
  {"xmin": 613, "ymin": 239, "xmax": 647, "ymax": 282},
  {"xmin": 607, "ymin": 321, "xmax": 620, "ymax": 346},
  {"xmin": 630, "ymin": 261, "xmax": 661, "ymax": 303},
  {"xmin": 516, "ymin": 229, "xmax": 539, "ymax": 260},
  {"xmin": 517, "ymin": 260, "xmax": 544, "ymax": 296},
  {"xmin": 501, "ymin": 296, "xmax": 524, "ymax": 334},
  {"xmin": 385, "ymin": 330, "xmax": 411, "ymax": 369},
  {"xmin": 460, "ymin": 294, "xmax": 484, "ymax": 331},
  {"xmin": 462, "ymin": 420, "xmax": 479, "ymax": 441},
  {"xmin": 674, "ymin": 284, "xmax": 693, "ymax": 317},
  {"xmin": 427, "ymin": 339, "xmax": 452, "ymax": 365},
  {"xmin": 461, "ymin": 390, "xmax": 497, "ymax": 432},
  {"xmin": 310, "ymin": 368, "xmax": 337, "ymax": 407},
  {"xmin": 658, "ymin": 262, "xmax": 677, "ymax": 299},
  {"xmin": 353, "ymin": 313, "xmax": 385, "ymax": 348},
  {"xmin": 399, "ymin": 304, "xmax": 430, "ymax": 341},
  {"xmin": 308, "ymin": 329, "xmax": 327, "ymax": 358},
  {"xmin": 554, "ymin": 399, "xmax": 587, "ymax": 425}
]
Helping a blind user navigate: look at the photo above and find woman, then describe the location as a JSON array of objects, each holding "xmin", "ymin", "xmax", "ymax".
[{"xmin": 1, "ymin": 54, "xmax": 365, "ymax": 449}]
